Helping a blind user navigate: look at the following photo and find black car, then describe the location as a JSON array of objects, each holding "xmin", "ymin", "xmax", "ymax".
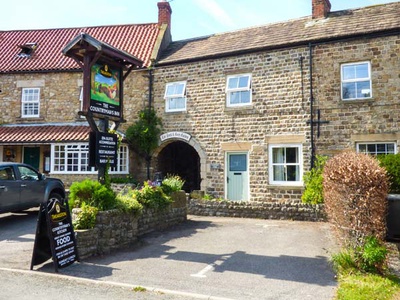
[{"xmin": 0, "ymin": 162, "xmax": 66, "ymax": 213}]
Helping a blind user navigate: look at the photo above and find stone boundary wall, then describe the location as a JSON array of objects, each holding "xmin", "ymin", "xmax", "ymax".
[
  {"xmin": 73, "ymin": 196, "xmax": 187, "ymax": 259},
  {"xmin": 188, "ymin": 199, "xmax": 326, "ymax": 222}
]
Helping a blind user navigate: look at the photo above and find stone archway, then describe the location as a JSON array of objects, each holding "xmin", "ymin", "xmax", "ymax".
[{"xmin": 154, "ymin": 137, "xmax": 206, "ymax": 193}]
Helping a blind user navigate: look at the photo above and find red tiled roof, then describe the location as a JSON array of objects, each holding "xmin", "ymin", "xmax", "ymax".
[
  {"xmin": 0, "ymin": 124, "xmax": 91, "ymax": 144},
  {"xmin": 0, "ymin": 23, "xmax": 161, "ymax": 73}
]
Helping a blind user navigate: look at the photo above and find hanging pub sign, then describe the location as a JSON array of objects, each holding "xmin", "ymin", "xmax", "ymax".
[
  {"xmin": 89, "ymin": 131, "xmax": 118, "ymax": 168},
  {"xmin": 31, "ymin": 198, "xmax": 78, "ymax": 272},
  {"xmin": 90, "ymin": 62, "xmax": 122, "ymax": 119}
]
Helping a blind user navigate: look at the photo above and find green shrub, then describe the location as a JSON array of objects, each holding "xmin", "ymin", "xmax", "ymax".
[
  {"xmin": 161, "ymin": 175, "xmax": 185, "ymax": 195},
  {"xmin": 115, "ymin": 189, "xmax": 143, "ymax": 215},
  {"xmin": 134, "ymin": 181, "xmax": 172, "ymax": 210},
  {"xmin": 73, "ymin": 204, "xmax": 98, "ymax": 230},
  {"xmin": 302, "ymin": 155, "xmax": 328, "ymax": 204},
  {"xmin": 110, "ymin": 175, "xmax": 138, "ymax": 185},
  {"xmin": 323, "ymin": 150, "xmax": 388, "ymax": 245},
  {"xmin": 331, "ymin": 248, "xmax": 358, "ymax": 275},
  {"xmin": 377, "ymin": 154, "xmax": 400, "ymax": 194},
  {"xmin": 68, "ymin": 179, "xmax": 99, "ymax": 209},
  {"xmin": 357, "ymin": 236, "xmax": 388, "ymax": 274},
  {"xmin": 68, "ymin": 179, "xmax": 116, "ymax": 211},
  {"xmin": 332, "ymin": 236, "xmax": 388, "ymax": 276},
  {"xmin": 91, "ymin": 185, "xmax": 116, "ymax": 211},
  {"xmin": 203, "ymin": 194, "xmax": 213, "ymax": 200}
]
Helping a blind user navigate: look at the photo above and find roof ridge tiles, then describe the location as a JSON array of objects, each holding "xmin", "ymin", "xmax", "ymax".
[{"xmin": 3, "ymin": 22, "xmax": 159, "ymax": 33}]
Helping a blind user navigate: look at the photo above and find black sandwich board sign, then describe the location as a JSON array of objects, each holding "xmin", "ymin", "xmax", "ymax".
[{"xmin": 30, "ymin": 198, "xmax": 79, "ymax": 272}]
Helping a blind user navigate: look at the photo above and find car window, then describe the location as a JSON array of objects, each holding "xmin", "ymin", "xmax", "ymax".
[
  {"xmin": 0, "ymin": 167, "xmax": 16, "ymax": 181},
  {"xmin": 18, "ymin": 166, "xmax": 39, "ymax": 181}
]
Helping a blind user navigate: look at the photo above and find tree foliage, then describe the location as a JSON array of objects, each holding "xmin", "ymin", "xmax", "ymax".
[
  {"xmin": 377, "ymin": 153, "xmax": 400, "ymax": 194},
  {"xmin": 302, "ymin": 155, "xmax": 328, "ymax": 204},
  {"xmin": 125, "ymin": 108, "xmax": 162, "ymax": 161}
]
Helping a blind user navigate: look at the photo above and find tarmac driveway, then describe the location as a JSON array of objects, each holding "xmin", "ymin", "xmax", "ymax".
[
  {"xmin": 65, "ymin": 215, "xmax": 337, "ymax": 300},
  {"xmin": 0, "ymin": 213, "xmax": 337, "ymax": 300}
]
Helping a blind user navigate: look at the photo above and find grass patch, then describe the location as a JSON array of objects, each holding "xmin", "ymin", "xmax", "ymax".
[
  {"xmin": 133, "ymin": 286, "xmax": 147, "ymax": 292},
  {"xmin": 335, "ymin": 273, "xmax": 400, "ymax": 300}
]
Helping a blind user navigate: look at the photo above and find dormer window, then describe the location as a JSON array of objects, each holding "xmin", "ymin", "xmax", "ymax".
[{"xmin": 18, "ymin": 43, "xmax": 38, "ymax": 58}]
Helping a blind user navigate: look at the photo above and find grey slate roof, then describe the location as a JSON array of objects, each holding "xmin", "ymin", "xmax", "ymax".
[{"xmin": 157, "ymin": 2, "xmax": 400, "ymax": 65}]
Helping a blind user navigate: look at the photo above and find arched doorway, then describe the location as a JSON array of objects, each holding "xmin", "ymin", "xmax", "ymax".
[{"xmin": 157, "ymin": 141, "xmax": 200, "ymax": 192}]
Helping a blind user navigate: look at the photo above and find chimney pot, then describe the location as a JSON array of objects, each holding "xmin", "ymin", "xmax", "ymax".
[
  {"xmin": 312, "ymin": 0, "xmax": 331, "ymax": 19},
  {"xmin": 158, "ymin": 1, "xmax": 172, "ymax": 29}
]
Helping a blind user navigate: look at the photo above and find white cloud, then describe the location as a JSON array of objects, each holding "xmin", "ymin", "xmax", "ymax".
[{"xmin": 193, "ymin": 0, "xmax": 235, "ymax": 28}]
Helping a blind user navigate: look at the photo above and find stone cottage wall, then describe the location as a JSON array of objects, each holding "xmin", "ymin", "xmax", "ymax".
[
  {"xmin": 188, "ymin": 199, "xmax": 326, "ymax": 222},
  {"xmin": 0, "ymin": 72, "xmax": 84, "ymax": 124},
  {"xmin": 312, "ymin": 35, "xmax": 400, "ymax": 156},
  {"xmin": 0, "ymin": 70, "xmax": 148, "ymax": 125},
  {"xmin": 152, "ymin": 46, "xmax": 312, "ymax": 202}
]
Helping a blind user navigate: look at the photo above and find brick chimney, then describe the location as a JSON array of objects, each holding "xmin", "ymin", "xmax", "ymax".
[
  {"xmin": 158, "ymin": 1, "xmax": 172, "ymax": 29},
  {"xmin": 312, "ymin": 0, "xmax": 331, "ymax": 19}
]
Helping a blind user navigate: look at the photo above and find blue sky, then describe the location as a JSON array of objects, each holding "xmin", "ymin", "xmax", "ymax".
[{"xmin": 3, "ymin": 0, "xmax": 399, "ymax": 41}]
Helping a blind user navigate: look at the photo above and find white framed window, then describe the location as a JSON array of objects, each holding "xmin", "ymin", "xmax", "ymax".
[
  {"xmin": 110, "ymin": 145, "xmax": 129, "ymax": 173},
  {"xmin": 164, "ymin": 81, "xmax": 186, "ymax": 112},
  {"xmin": 341, "ymin": 61, "xmax": 372, "ymax": 100},
  {"xmin": 51, "ymin": 143, "xmax": 129, "ymax": 174},
  {"xmin": 226, "ymin": 73, "xmax": 252, "ymax": 107},
  {"xmin": 269, "ymin": 144, "xmax": 303, "ymax": 185},
  {"xmin": 21, "ymin": 88, "xmax": 40, "ymax": 118},
  {"xmin": 357, "ymin": 142, "xmax": 396, "ymax": 155}
]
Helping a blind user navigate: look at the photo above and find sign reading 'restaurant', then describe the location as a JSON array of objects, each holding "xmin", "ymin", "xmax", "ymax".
[
  {"xmin": 160, "ymin": 131, "xmax": 191, "ymax": 142},
  {"xmin": 89, "ymin": 131, "xmax": 118, "ymax": 168}
]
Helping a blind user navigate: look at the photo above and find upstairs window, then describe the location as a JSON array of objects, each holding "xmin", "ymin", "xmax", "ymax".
[
  {"xmin": 341, "ymin": 62, "xmax": 372, "ymax": 100},
  {"xmin": 21, "ymin": 88, "xmax": 40, "ymax": 118},
  {"xmin": 357, "ymin": 142, "xmax": 396, "ymax": 155},
  {"xmin": 226, "ymin": 74, "xmax": 252, "ymax": 107},
  {"xmin": 164, "ymin": 81, "xmax": 186, "ymax": 112}
]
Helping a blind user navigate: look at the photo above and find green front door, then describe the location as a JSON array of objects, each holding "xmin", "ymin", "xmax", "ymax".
[
  {"xmin": 23, "ymin": 147, "xmax": 40, "ymax": 170},
  {"xmin": 227, "ymin": 153, "xmax": 249, "ymax": 201}
]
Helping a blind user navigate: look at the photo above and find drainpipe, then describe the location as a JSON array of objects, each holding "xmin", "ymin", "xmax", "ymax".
[
  {"xmin": 148, "ymin": 67, "xmax": 153, "ymax": 110},
  {"xmin": 309, "ymin": 43, "xmax": 315, "ymax": 170},
  {"xmin": 146, "ymin": 67, "xmax": 154, "ymax": 180}
]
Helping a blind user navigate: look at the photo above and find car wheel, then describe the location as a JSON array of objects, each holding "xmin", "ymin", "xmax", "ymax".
[{"xmin": 48, "ymin": 193, "xmax": 63, "ymax": 202}]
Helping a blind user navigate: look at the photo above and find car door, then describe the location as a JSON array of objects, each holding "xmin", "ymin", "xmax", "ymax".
[
  {"xmin": 17, "ymin": 165, "xmax": 45, "ymax": 206},
  {"xmin": 0, "ymin": 165, "xmax": 21, "ymax": 212}
]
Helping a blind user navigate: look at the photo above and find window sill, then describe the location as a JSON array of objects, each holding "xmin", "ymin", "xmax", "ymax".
[
  {"xmin": 341, "ymin": 98, "xmax": 374, "ymax": 104},
  {"xmin": 224, "ymin": 105, "xmax": 257, "ymax": 115},
  {"xmin": 16, "ymin": 117, "xmax": 44, "ymax": 122},
  {"xmin": 267, "ymin": 184, "xmax": 304, "ymax": 190},
  {"xmin": 164, "ymin": 110, "xmax": 187, "ymax": 114}
]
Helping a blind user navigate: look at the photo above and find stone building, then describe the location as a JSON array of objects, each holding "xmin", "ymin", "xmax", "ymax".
[
  {"xmin": 0, "ymin": 2, "xmax": 172, "ymax": 186},
  {"xmin": 0, "ymin": 0, "xmax": 399, "ymax": 203},
  {"xmin": 149, "ymin": 0, "xmax": 400, "ymax": 201}
]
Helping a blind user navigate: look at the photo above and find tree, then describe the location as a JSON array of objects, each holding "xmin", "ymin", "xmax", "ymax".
[{"xmin": 126, "ymin": 108, "xmax": 162, "ymax": 179}]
